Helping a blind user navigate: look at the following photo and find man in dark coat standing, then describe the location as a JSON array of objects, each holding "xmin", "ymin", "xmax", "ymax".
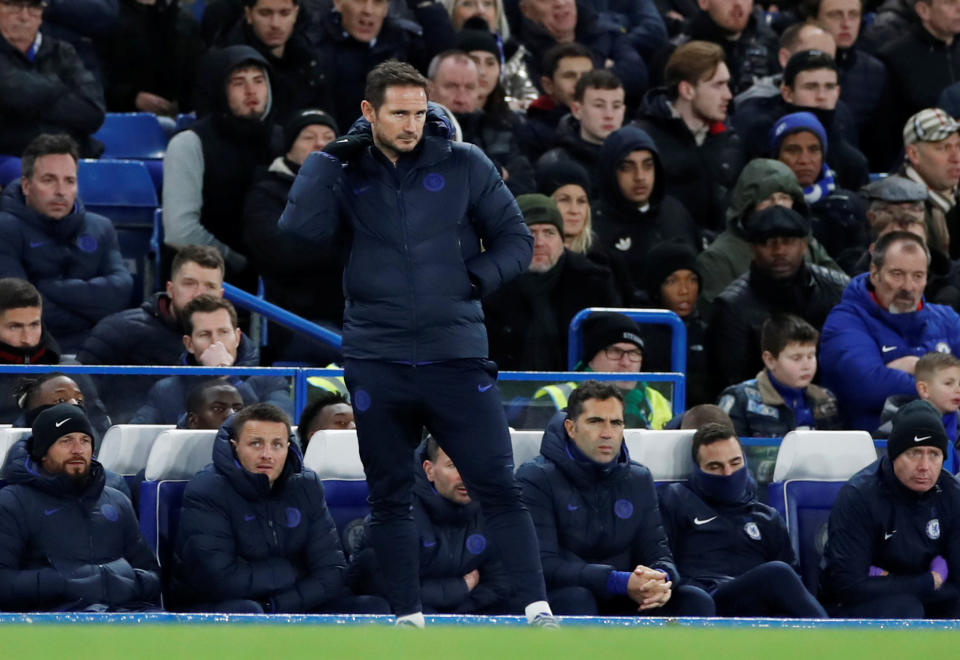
[
  {"xmin": 279, "ymin": 61, "xmax": 555, "ymax": 627},
  {"xmin": 0, "ymin": 404, "xmax": 160, "ymax": 612}
]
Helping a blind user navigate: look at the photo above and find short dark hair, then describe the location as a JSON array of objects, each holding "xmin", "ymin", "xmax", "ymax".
[
  {"xmin": 424, "ymin": 434, "xmax": 442, "ymax": 462},
  {"xmin": 185, "ymin": 377, "xmax": 235, "ymax": 414},
  {"xmin": 691, "ymin": 422, "xmax": 740, "ymax": 466},
  {"xmin": 21, "ymin": 134, "xmax": 79, "ymax": 179},
  {"xmin": 566, "ymin": 380, "xmax": 624, "ymax": 421},
  {"xmin": 761, "ymin": 314, "xmax": 819, "ymax": 357},
  {"xmin": 871, "ymin": 230, "xmax": 930, "ymax": 270},
  {"xmin": 242, "ymin": 0, "xmax": 299, "ymax": 5},
  {"xmin": 783, "ymin": 50, "xmax": 838, "ymax": 88},
  {"xmin": 232, "ymin": 402, "xmax": 291, "ymax": 439},
  {"xmin": 573, "ymin": 69, "xmax": 622, "ymax": 103},
  {"xmin": 797, "ymin": 0, "xmax": 862, "ymax": 19},
  {"xmin": 14, "ymin": 372, "xmax": 68, "ymax": 411},
  {"xmin": 0, "ymin": 278, "xmax": 42, "ymax": 314},
  {"xmin": 298, "ymin": 390, "xmax": 350, "ymax": 446},
  {"xmin": 181, "ymin": 294, "xmax": 238, "ymax": 335},
  {"xmin": 364, "ymin": 59, "xmax": 428, "ymax": 110},
  {"xmin": 541, "ymin": 42, "xmax": 594, "ymax": 79},
  {"xmin": 171, "ymin": 245, "xmax": 225, "ymax": 280},
  {"xmin": 665, "ymin": 40, "xmax": 725, "ymax": 101},
  {"xmin": 679, "ymin": 404, "xmax": 734, "ymax": 430}
]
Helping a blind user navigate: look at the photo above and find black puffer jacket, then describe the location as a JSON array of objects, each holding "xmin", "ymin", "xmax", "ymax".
[
  {"xmin": 0, "ymin": 440, "xmax": 159, "ymax": 611},
  {"xmin": 516, "ymin": 413, "xmax": 679, "ymax": 595},
  {"xmin": 172, "ymin": 419, "xmax": 347, "ymax": 612}
]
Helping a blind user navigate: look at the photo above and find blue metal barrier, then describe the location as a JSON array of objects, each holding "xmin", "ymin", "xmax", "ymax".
[
  {"xmin": 223, "ymin": 283, "xmax": 342, "ymax": 350},
  {"xmin": 568, "ymin": 308, "xmax": 687, "ymax": 412}
]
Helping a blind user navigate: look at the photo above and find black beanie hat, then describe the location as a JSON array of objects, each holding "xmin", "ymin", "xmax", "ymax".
[
  {"xmin": 455, "ymin": 28, "xmax": 500, "ymax": 60},
  {"xmin": 535, "ymin": 160, "xmax": 592, "ymax": 198},
  {"xmin": 888, "ymin": 399, "xmax": 949, "ymax": 463},
  {"xmin": 283, "ymin": 109, "xmax": 339, "ymax": 154},
  {"xmin": 581, "ymin": 312, "xmax": 644, "ymax": 363},
  {"xmin": 28, "ymin": 403, "xmax": 95, "ymax": 462},
  {"xmin": 643, "ymin": 240, "xmax": 700, "ymax": 303}
]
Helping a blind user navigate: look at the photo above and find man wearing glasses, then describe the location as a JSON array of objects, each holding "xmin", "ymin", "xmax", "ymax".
[
  {"xmin": 171, "ymin": 403, "xmax": 390, "ymax": 614},
  {"xmin": 0, "ymin": 0, "xmax": 105, "ymax": 158}
]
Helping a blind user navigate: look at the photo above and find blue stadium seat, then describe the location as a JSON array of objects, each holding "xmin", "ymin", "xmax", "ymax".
[
  {"xmin": 139, "ymin": 429, "xmax": 216, "ymax": 600},
  {"xmin": 303, "ymin": 429, "xmax": 368, "ymax": 557},
  {"xmin": 78, "ymin": 159, "xmax": 159, "ymax": 304},
  {"xmin": 0, "ymin": 155, "xmax": 21, "ymax": 187},
  {"xmin": 175, "ymin": 112, "xmax": 197, "ymax": 133},
  {"xmin": 624, "ymin": 429, "xmax": 695, "ymax": 485},
  {"xmin": 768, "ymin": 430, "xmax": 878, "ymax": 593},
  {"xmin": 93, "ymin": 113, "xmax": 168, "ymax": 191}
]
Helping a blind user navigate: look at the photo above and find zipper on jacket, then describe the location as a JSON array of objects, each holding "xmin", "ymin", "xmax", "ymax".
[{"xmin": 395, "ymin": 186, "xmax": 419, "ymax": 362}]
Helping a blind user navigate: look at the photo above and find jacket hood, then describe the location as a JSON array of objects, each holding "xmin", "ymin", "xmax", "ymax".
[
  {"xmin": 212, "ymin": 415, "xmax": 302, "ymax": 500},
  {"xmin": 539, "ymin": 411, "xmax": 630, "ymax": 487},
  {"xmin": 203, "ymin": 44, "xmax": 274, "ymax": 121},
  {"xmin": 0, "ymin": 438, "xmax": 106, "ymax": 499},
  {"xmin": 0, "ymin": 182, "xmax": 89, "ymax": 241},
  {"xmin": 598, "ymin": 126, "xmax": 665, "ymax": 212},
  {"xmin": 725, "ymin": 158, "xmax": 807, "ymax": 232},
  {"xmin": 142, "ymin": 292, "xmax": 180, "ymax": 333}
]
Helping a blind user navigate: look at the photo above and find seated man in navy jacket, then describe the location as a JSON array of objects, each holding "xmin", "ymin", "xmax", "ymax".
[
  {"xmin": 172, "ymin": 402, "xmax": 389, "ymax": 614},
  {"xmin": 658, "ymin": 423, "xmax": 827, "ymax": 617},
  {"xmin": 517, "ymin": 380, "xmax": 715, "ymax": 616},
  {"xmin": 0, "ymin": 404, "xmax": 159, "ymax": 612},
  {"xmin": 349, "ymin": 435, "xmax": 513, "ymax": 613},
  {"xmin": 820, "ymin": 399, "xmax": 960, "ymax": 618}
]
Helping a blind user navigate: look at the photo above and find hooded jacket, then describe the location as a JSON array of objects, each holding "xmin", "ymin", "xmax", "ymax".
[
  {"xmin": 516, "ymin": 413, "xmax": 679, "ymax": 596},
  {"xmin": 280, "ymin": 110, "xmax": 533, "ymax": 363},
  {"xmin": 632, "ymin": 88, "xmax": 744, "ymax": 230},
  {"xmin": 172, "ymin": 419, "xmax": 346, "ymax": 612},
  {"xmin": 163, "ymin": 45, "xmax": 282, "ymax": 269},
  {"xmin": 0, "ymin": 25, "xmax": 105, "ymax": 158},
  {"xmin": 820, "ymin": 272, "xmax": 960, "ymax": 432},
  {"xmin": 0, "ymin": 184, "xmax": 133, "ymax": 351},
  {"xmin": 536, "ymin": 114, "xmax": 605, "ymax": 198},
  {"xmin": 820, "ymin": 455, "xmax": 960, "ymax": 607},
  {"xmin": 0, "ymin": 439, "xmax": 159, "ymax": 611},
  {"xmin": 591, "ymin": 126, "xmax": 699, "ymax": 292},
  {"xmin": 130, "ymin": 337, "xmax": 292, "ymax": 424},
  {"xmin": 349, "ymin": 445, "xmax": 512, "ymax": 613},
  {"xmin": 696, "ymin": 159, "xmax": 841, "ymax": 303},
  {"xmin": 658, "ymin": 468, "xmax": 797, "ymax": 593},
  {"xmin": 78, "ymin": 292, "xmax": 184, "ymax": 367},
  {"xmin": 708, "ymin": 260, "xmax": 849, "ymax": 389}
]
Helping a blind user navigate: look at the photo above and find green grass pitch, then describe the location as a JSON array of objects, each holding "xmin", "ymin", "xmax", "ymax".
[{"xmin": 2, "ymin": 625, "xmax": 956, "ymax": 660}]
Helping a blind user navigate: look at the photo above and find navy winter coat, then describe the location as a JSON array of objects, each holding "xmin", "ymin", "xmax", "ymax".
[
  {"xmin": 172, "ymin": 420, "xmax": 347, "ymax": 612},
  {"xmin": 0, "ymin": 440, "xmax": 159, "ymax": 611},
  {"xmin": 820, "ymin": 456, "xmax": 960, "ymax": 607},
  {"xmin": 350, "ymin": 453, "xmax": 512, "ymax": 613},
  {"xmin": 0, "ymin": 184, "xmax": 132, "ymax": 351},
  {"xmin": 516, "ymin": 414, "xmax": 678, "ymax": 596},
  {"xmin": 820, "ymin": 273, "xmax": 960, "ymax": 432},
  {"xmin": 79, "ymin": 292, "xmax": 183, "ymax": 367},
  {"xmin": 658, "ymin": 476, "xmax": 797, "ymax": 593},
  {"xmin": 279, "ymin": 121, "xmax": 533, "ymax": 363},
  {"xmin": 130, "ymin": 337, "xmax": 292, "ymax": 424}
]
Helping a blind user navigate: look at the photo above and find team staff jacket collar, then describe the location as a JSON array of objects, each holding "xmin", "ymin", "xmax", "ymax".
[
  {"xmin": 413, "ymin": 457, "xmax": 482, "ymax": 526},
  {"xmin": 541, "ymin": 413, "xmax": 631, "ymax": 490},
  {"xmin": 357, "ymin": 134, "xmax": 451, "ymax": 181},
  {"xmin": 1, "ymin": 438, "xmax": 106, "ymax": 501},
  {"xmin": 213, "ymin": 419, "xmax": 302, "ymax": 501},
  {"xmin": 0, "ymin": 184, "xmax": 84, "ymax": 241}
]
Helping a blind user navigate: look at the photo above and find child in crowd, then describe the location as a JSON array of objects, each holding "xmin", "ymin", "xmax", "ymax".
[{"xmin": 718, "ymin": 314, "xmax": 841, "ymax": 437}]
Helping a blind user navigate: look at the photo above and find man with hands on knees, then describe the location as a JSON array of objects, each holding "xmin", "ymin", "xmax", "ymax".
[
  {"xmin": 517, "ymin": 380, "xmax": 715, "ymax": 615},
  {"xmin": 0, "ymin": 404, "xmax": 160, "ymax": 612},
  {"xmin": 820, "ymin": 399, "xmax": 960, "ymax": 618}
]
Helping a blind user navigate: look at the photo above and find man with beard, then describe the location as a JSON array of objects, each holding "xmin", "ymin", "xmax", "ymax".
[
  {"xmin": 0, "ymin": 404, "xmax": 160, "ymax": 611},
  {"xmin": 820, "ymin": 231, "xmax": 960, "ymax": 432}
]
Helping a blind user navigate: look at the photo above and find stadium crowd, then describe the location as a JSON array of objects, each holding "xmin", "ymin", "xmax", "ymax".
[{"xmin": 1, "ymin": 0, "xmax": 960, "ymax": 621}]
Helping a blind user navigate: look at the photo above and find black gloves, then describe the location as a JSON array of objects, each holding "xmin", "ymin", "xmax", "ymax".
[{"xmin": 322, "ymin": 134, "xmax": 373, "ymax": 164}]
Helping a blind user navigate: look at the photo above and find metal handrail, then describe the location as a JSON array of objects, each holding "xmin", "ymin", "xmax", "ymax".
[{"xmin": 223, "ymin": 283, "xmax": 342, "ymax": 349}]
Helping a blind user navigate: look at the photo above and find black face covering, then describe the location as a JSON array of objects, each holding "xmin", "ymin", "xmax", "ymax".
[{"xmin": 689, "ymin": 464, "xmax": 753, "ymax": 506}]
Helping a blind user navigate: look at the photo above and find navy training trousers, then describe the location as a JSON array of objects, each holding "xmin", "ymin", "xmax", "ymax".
[{"xmin": 344, "ymin": 358, "xmax": 548, "ymax": 616}]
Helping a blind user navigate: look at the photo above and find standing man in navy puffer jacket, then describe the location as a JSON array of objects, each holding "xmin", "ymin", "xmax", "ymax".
[
  {"xmin": 517, "ymin": 380, "xmax": 716, "ymax": 616},
  {"xmin": 172, "ymin": 403, "xmax": 390, "ymax": 614},
  {"xmin": 0, "ymin": 404, "xmax": 160, "ymax": 612},
  {"xmin": 279, "ymin": 60, "xmax": 554, "ymax": 627},
  {"xmin": 0, "ymin": 133, "xmax": 132, "ymax": 352}
]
